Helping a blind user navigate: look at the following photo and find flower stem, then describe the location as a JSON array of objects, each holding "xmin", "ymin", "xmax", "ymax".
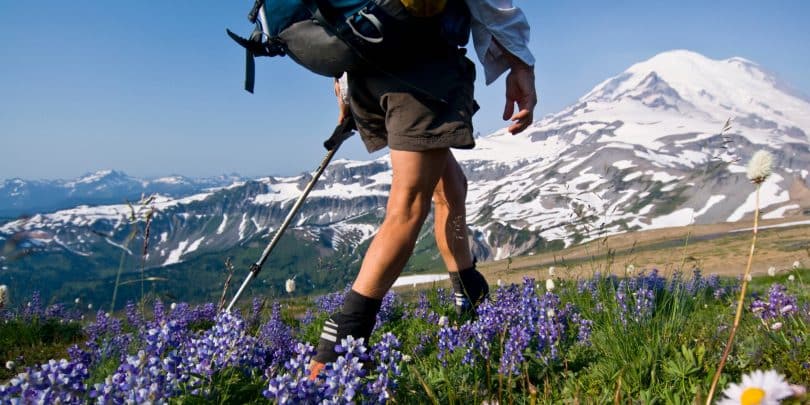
[{"xmin": 706, "ymin": 184, "xmax": 761, "ymax": 404}]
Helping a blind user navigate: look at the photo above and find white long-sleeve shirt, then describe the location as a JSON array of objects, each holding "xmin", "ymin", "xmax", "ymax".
[{"xmin": 465, "ymin": 0, "xmax": 535, "ymax": 84}]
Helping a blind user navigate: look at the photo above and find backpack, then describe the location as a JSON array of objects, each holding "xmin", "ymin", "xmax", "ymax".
[{"xmin": 227, "ymin": 0, "xmax": 471, "ymax": 93}]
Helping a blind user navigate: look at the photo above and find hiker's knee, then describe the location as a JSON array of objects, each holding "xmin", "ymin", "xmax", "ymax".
[{"xmin": 384, "ymin": 189, "xmax": 432, "ymax": 228}]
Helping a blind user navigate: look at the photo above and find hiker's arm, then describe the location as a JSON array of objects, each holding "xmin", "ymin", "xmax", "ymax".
[
  {"xmin": 465, "ymin": 0, "xmax": 536, "ymax": 134},
  {"xmin": 464, "ymin": 0, "xmax": 534, "ymax": 85},
  {"xmin": 334, "ymin": 74, "xmax": 351, "ymax": 124},
  {"xmin": 500, "ymin": 41, "xmax": 536, "ymax": 134}
]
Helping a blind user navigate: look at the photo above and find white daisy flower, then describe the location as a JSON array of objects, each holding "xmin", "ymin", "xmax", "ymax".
[
  {"xmin": 626, "ymin": 264, "xmax": 635, "ymax": 275},
  {"xmin": 170, "ymin": 302, "xmax": 177, "ymax": 310},
  {"xmin": 74, "ymin": 298, "xmax": 80, "ymax": 305},
  {"xmin": 718, "ymin": 369, "xmax": 793, "ymax": 405},
  {"xmin": 746, "ymin": 150, "xmax": 773, "ymax": 184},
  {"xmin": 745, "ymin": 274, "xmax": 753, "ymax": 282},
  {"xmin": 792, "ymin": 261, "xmax": 801, "ymax": 269},
  {"xmin": 545, "ymin": 279, "xmax": 555, "ymax": 292},
  {"xmin": 87, "ymin": 303, "xmax": 93, "ymax": 310},
  {"xmin": 438, "ymin": 316, "xmax": 448, "ymax": 327},
  {"xmin": 788, "ymin": 275, "xmax": 795, "ymax": 282},
  {"xmin": 548, "ymin": 266, "xmax": 556, "ymax": 277},
  {"xmin": 285, "ymin": 278, "xmax": 296, "ymax": 293},
  {"xmin": 767, "ymin": 266, "xmax": 776, "ymax": 277}
]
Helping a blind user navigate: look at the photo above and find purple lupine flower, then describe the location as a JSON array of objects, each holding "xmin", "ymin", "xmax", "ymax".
[
  {"xmin": 182, "ymin": 311, "xmax": 268, "ymax": 385},
  {"xmin": 21, "ymin": 291, "xmax": 43, "ymax": 320},
  {"xmin": 365, "ymin": 333, "xmax": 403, "ymax": 403},
  {"xmin": 248, "ymin": 297, "xmax": 264, "ymax": 330},
  {"xmin": 258, "ymin": 302, "xmax": 297, "ymax": 370},
  {"xmin": 152, "ymin": 299, "xmax": 167, "ymax": 326},
  {"xmin": 89, "ymin": 348, "xmax": 187, "ymax": 403},
  {"xmin": 315, "ymin": 285, "xmax": 351, "ymax": 315},
  {"xmin": 0, "ymin": 358, "xmax": 90, "ymax": 403},
  {"xmin": 375, "ymin": 291, "xmax": 398, "ymax": 329},
  {"xmin": 436, "ymin": 278, "xmax": 590, "ymax": 372},
  {"xmin": 685, "ymin": 268, "xmax": 704, "ymax": 295},
  {"xmin": 615, "ymin": 280, "xmax": 629, "ymax": 326},
  {"xmin": 300, "ymin": 308, "xmax": 315, "ymax": 326},
  {"xmin": 125, "ymin": 301, "xmax": 143, "ymax": 329},
  {"xmin": 632, "ymin": 285, "xmax": 655, "ymax": 322},
  {"xmin": 750, "ymin": 283, "xmax": 798, "ymax": 321},
  {"xmin": 320, "ymin": 336, "xmax": 369, "ymax": 403},
  {"xmin": 264, "ymin": 343, "xmax": 319, "ymax": 403},
  {"xmin": 499, "ymin": 324, "xmax": 530, "ymax": 376}
]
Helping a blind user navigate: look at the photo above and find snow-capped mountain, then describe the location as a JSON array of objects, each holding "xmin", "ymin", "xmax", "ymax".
[
  {"xmin": 1, "ymin": 50, "xmax": 808, "ymax": 300},
  {"xmin": 0, "ymin": 170, "xmax": 244, "ymax": 218}
]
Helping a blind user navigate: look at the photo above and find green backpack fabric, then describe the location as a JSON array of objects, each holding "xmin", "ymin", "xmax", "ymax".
[{"xmin": 227, "ymin": 0, "xmax": 470, "ymax": 93}]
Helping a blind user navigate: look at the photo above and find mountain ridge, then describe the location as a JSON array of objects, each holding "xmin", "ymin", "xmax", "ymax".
[{"xmin": 1, "ymin": 49, "xmax": 808, "ymax": 303}]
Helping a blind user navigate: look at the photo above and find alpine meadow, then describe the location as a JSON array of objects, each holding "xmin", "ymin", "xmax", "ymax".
[{"xmin": 2, "ymin": 14, "xmax": 810, "ymax": 404}]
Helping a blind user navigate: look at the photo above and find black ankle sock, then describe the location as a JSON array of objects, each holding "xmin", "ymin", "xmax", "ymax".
[
  {"xmin": 449, "ymin": 265, "xmax": 489, "ymax": 310},
  {"xmin": 314, "ymin": 289, "xmax": 382, "ymax": 363}
]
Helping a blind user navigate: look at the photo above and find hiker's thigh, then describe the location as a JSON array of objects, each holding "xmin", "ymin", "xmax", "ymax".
[
  {"xmin": 386, "ymin": 148, "xmax": 450, "ymax": 222},
  {"xmin": 347, "ymin": 54, "xmax": 476, "ymax": 153}
]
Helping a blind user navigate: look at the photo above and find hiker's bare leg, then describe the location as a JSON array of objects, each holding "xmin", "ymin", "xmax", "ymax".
[
  {"xmin": 351, "ymin": 148, "xmax": 450, "ymax": 299},
  {"xmin": 433, "ymin": 152, "xmax": 474, "ymax": 272}
]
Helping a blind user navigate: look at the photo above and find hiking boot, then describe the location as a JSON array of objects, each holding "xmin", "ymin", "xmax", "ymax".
[{"xmin": 450, "ymin": 264, "xmax": 490, "ymax": 316}]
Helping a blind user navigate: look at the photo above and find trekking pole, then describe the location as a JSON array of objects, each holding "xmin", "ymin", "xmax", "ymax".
[{"xmin": 226, "ymin": 116, "xmax": 356, "ymax": 312}]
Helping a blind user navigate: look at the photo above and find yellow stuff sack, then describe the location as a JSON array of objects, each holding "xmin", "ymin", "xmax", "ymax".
[{"xmin": 400, "ymin": 0, "xmax": 448, "ymax": 17}]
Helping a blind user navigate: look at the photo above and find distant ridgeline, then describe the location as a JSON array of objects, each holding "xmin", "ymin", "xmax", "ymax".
[{"xmin": 1, "ymin": 50, "xmax": 809, "ymax": 306}]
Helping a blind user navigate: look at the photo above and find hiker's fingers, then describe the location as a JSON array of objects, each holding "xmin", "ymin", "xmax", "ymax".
[
  {"xmin": 503, "ymin": 64, "xmax": 537, "ymax": 134},
  {"xmin": 503, "ymin": 100, "xmax": 515, "ymax": 122},
  {"xmin": 508, "ymin": 109, "xmax": 533, "ymax": 134}
]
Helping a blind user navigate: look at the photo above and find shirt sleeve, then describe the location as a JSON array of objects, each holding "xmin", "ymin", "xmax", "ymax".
[{"xmin": 464, "ymin": 0, "xmax": 535, "ymax": 85}]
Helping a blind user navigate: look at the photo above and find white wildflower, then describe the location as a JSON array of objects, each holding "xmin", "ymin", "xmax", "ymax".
[
  {"xmin": 545, "ymin": 279, "xmax": 555, "ymax": 292},
  {"xmin": 547, "ymin": 308, "xmax": 555, "ymax": 318},
  {"xmin": 780, "ymin": 305, "xmax": 794, "ymax": 314},
  {"xmin": 74, "ymin": 298, "xmax": 80, "ymax": 305},
  {"xmin": 718, "ymin": 369, "xmax": 793, "ymax": 405},
  {"xmin": 285, "ymin": 278, "xmax": 296, "ymax": 293},
  {"xmin": 438, "ymin": 316, "xmax": 448, "ymax": 327},
  {"xmin": 87, "ymin": 303, "xmax": 93, "ymax": 310},
  {"xmin": 788, "ymin": 274, "xmax": 795, "ymax": 282},
  {"xmin": 771, "ymin": 322, "xmax": 783, "ymax": 331},
  {"xmin": 626, "ymin": 264, "xmax": 635, "ymax": 275},
  {"xmin": 767, "ymin": 266, "xmax": 776, "ymax": 277},
  {"xmin": 793, "ymin": 261, "xmax": 801, "ymax": 269},
  {"xmin": 0, "ymin": 285, "xmax": 7, "ymax": 309},
  {"xmin": 548, "ymin": 266, "xmax": 556, "ymax": 276},
  {"xmin": 402, "ymin": 354, "xmax": 412, "ymax": 363},
  {"xmin": 497, "ymin": 279, "xmax": 502, "ymax": 287},
  {"xmin": 170, "ymin": 302, "xmax": 177, "ymax": 310},
  {"xmin": 746, "ymin": 150, "xmax": 773, "ymax": 184},
  {"xmin": 5, "ymin": 361, "xmax": 14, "ymax": 370},
  {"xmin": 745, "ymin": 274, "xmax": 752, "ymax": 282}
]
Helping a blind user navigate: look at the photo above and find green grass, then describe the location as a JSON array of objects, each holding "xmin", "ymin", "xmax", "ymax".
[{"xmin": 0, "ymin": 319, "xmax": 85, "ymax": 381}]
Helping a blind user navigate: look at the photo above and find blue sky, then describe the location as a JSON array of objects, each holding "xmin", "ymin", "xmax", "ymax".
[{"xmin": 1, "ymin": 1, "xmax": 808, "ymax": 180}]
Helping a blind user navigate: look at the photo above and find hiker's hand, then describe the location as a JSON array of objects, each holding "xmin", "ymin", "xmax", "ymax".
[
  {"xmin": 503, "ymin": 57, "xmax": 537, "ymax": 135},
  {"xmin": 334, "ymin": 78, "xmax": 351, "ymax": 124}
]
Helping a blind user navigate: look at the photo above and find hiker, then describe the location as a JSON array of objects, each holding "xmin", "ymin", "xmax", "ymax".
[{"xmin": 310, "ymin": 0, "xmax": 537, "ymax": 377}]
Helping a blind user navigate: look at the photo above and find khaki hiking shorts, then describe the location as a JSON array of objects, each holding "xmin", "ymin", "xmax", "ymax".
[{"xmin": 347, "ymin": 50, "xmax": 478, "ymax": 153}]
